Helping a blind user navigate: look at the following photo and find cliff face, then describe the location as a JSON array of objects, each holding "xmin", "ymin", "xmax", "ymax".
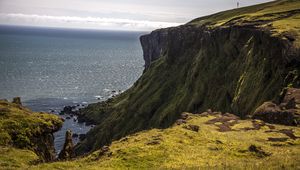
[
  {"xmin": 75, "ymin": 0, "xmax": 300, "ymax": 155},
  {"xmin": 139, "ymin": 24, "xmax": 299, "ymax": 117},
  {"xmin": 0, "ymin": 99, "xmax": 63, "ymax": 162}
]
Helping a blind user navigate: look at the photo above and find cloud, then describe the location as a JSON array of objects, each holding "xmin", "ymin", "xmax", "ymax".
[{"xmin": 0, "ymin": 13, "xmax": 183, "ymax": 31}]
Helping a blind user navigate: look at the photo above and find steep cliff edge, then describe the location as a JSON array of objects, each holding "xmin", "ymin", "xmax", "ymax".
[
  {"xmin": 75, "ymin": 0, "xmax": 300, "ymax": 155},
  {"xmin": 0, "ymin": 99, "xmax": 63, "ymax": 162}
]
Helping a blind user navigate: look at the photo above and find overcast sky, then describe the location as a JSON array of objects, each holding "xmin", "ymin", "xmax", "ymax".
[{"xmin": 0, "ymin": 0, "xmax": 273, "ymax": 31}]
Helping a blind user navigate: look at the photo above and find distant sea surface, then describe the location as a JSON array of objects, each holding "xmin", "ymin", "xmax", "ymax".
[{"xmin": 0, "ymin": 25, "xmax": 145, "ymax": 153}]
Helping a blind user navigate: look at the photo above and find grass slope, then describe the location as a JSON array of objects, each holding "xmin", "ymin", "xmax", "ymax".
[{"xmin": 5, "ymin": 112, "xmax": 300, "ymax": 169}]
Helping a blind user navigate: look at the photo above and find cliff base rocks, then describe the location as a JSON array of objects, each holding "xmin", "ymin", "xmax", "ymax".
[{"xmin": 253, "ymin": 88, "xmax": 300, "ymax": 126}]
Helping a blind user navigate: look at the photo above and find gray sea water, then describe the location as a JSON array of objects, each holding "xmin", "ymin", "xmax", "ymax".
[{"xmin": 0, "ymin": 25, "xmax": 145, "ymax": 153}]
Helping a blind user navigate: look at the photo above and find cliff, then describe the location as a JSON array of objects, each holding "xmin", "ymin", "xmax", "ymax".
[
  {"xmin": 75, "ymin": 0, "xmax": 300, "ymax": 155},
  {"xmin": 0, "ymin": 99, "xmax": 63, "ymax": 162}
]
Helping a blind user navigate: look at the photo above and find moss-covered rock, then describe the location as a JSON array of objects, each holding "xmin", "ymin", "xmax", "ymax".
[
  {"xmin": 0, "ymin": 99, "xmax": 63, "ymax": 162},
  {"xmin": 58, "ymin": 130, "xmax": 75, "ymax": 160}
]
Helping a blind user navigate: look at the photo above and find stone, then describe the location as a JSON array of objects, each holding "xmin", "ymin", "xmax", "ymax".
[
  {"xmin": 58, "ymin": 130, "xmax": 75, "ymax": 160},
  {"xmin": 248, "ymin": 145, "xmax": 271, "ymax": 157},
  {"xmin": 176, "ymin": 119, "xmax": 187, "ymax": 125},
  {"xmin": 252, "ymin": 101, "xmax": 299, "ymax": 126},
  {"xmin": 72, "ymin": 133, "xmax": 79, "ymax": 138},
  {"xmin": 12, "ymin": 97, "xmax": 22, "ymax": 105},
  {"xmin": 285, "ymin": 98, "xmax": 296, "ymax": 109},
  {"xmin": 180, "ymin": 113, "xmax": 189, "ymax": 120},
  {"xmin": 183, "ymin": 124, "xmax": 199, "ymax": 132}
]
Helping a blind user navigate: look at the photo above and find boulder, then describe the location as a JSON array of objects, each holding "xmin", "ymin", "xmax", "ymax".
[
  {"xmin": 72, "ymin": 133, "xmax": 79, "ymax": 138},
  {"xmin": 58, "ymin": 130, "xmax": 75, "ymax": 160},
  {"xmin": 12, "ymin": 97, "xmax": 22, "ymax": 105},
  {"xmin": 252, "ymin": 101, "xmax": 299, "ymax": 126}
]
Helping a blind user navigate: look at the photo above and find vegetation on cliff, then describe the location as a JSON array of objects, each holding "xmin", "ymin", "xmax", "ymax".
[
  {"xmin": 75, "ymin": 0, "xmax": 300, "ymax": 154},
  {"xmin": 0, "ymin": 99, "xmax": 63, "ymax": 162}
]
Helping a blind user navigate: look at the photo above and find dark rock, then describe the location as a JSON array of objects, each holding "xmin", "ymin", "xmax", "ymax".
[
  {"xmin": 278, "ymin": 129, "xmax": 297, "ymax": 140},
  {"xmin": 180, "ymin": 113, "xmax": 189, "ymax": 120},
  {"xmin": 50, "ymin": 110, "xmax": 55, "ymax": 113},
  {"xmin": 58, "ymin": 130, "xmax": 75, "ymax": 160},
  {"xmin": 66, "ymin": 117, "xmax": 71, "ymax": 120},
  {"xmin": 248, "ymin": 145, "xmax": 271, "ymax": 157},
  {"xmin": 183, "ymin": 124, "xmax": 199, "ymax": 132},
  {"xmin": 101, "ymin": 145, "xmax": 109, "ymax": 152},
  {"xmin": 252, "ymin": 101, "xmax": 299, "ymax": 126},
  {"xmin": 285, "ymin": 98, "xmax": 296, "ymax": 109},
  {"xmin": 12, "ymin": 97, "xmax": 22, "ymax": 105},
  {"xmin": 60, "ymin": 106, "xmax": 77, "ymax": 115},
  {"xmin": 79, "ymin": 134, "xmax": 86, "ymax": 141},
  {"xmin": 72, "ymin": 133, "xmax": 79, "ymax": 138},
  {"xmin": 63, "ymin": 106, "xmax": 72, "ymax": 113},
  {"xmin": 112, "ymin": 90, "xmax": 116, "ymax": 93},
  {"xmin": 176, "ymin": 119, "xmax": 186, "ymax": 125},
  {"xmin": 268, "ymin": 137, "xmax": 288, "ymax": 142}
]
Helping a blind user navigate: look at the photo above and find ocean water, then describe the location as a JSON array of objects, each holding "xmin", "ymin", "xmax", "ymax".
[{"xmin": 0, "ymin": 25, "xmax": 145, "ymax": 153}]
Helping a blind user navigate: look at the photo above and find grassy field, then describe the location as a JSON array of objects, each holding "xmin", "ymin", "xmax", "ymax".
[
  {"xmin": 2, "ymin": 112, "xmax": 299, "ymax": 169},
  {"xmin": 189, "ymin": 0, "xmax": 300, "ymax": 47}
]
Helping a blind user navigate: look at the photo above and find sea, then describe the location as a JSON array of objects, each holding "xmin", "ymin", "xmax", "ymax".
[{"xmin": 0, "ymin": 25, "xmax": 145, "ymax": 153}]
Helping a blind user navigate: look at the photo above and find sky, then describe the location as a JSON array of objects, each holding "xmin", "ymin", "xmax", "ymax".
[{"xmin": 0, "ymin": 0, "xmax": 273, "ymax": 31}]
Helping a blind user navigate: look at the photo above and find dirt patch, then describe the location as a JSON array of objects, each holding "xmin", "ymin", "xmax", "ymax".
[
  {"xmin": 205, "ymin": 113, "xmax": 240, "ymax": 132},
  {"xmin": 278, "ymin": 129, "xmax": 298, "ymax": 140},
  {"xmin": 241, "ymin": 120, "xmax": 266, "ymax": 131},
  {"xmin": 268, "ymin": 137, "xmax": 289, "ymax": 142},
  {"xmin": 145, "ymin": 135, "xmax": 162, "ymax": 145},
  {"xmin": 265, "ymin": 129, "xmax": 299, "ymax": 140}
]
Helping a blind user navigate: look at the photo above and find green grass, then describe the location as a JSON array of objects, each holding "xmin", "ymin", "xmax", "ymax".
[
  {"xmin": 188, "ymin": 0, "xmax": 300, "ymax": 46},
  {"xmin": 5, "ymin": 113, "xmax": 300, "ymax": 169}
]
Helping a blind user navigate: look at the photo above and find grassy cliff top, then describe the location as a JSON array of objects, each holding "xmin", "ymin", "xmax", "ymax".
[
  {"xmin": 188, "ymin": 0, "xmax": 300, "ymax": 46},
  {"xmin": 0, "ymin": 100, "xmax": 63, "ymax": 148},
  {"xmin": 5, "ymin": 112, "xmax": 300, "ymax": 169}
]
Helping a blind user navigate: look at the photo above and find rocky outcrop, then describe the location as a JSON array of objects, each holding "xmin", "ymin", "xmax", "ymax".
[
  {"xmin": 252, "ymin": 88, "xmax": 300, "ymax": 126},
  {"xmin": 140, "ymin": 29, "xmax": 169, "ymax": 69},
  {"xmin": 0, "ymin": 99, "xmax": 63, "ymax": 162},
  {"xmin": 58, "ymin": 130, "xmax": 75, "ymax": 160},
  {"xmin": 12, "ymin": 97, "xmax": 22, "ymax": 105}
]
